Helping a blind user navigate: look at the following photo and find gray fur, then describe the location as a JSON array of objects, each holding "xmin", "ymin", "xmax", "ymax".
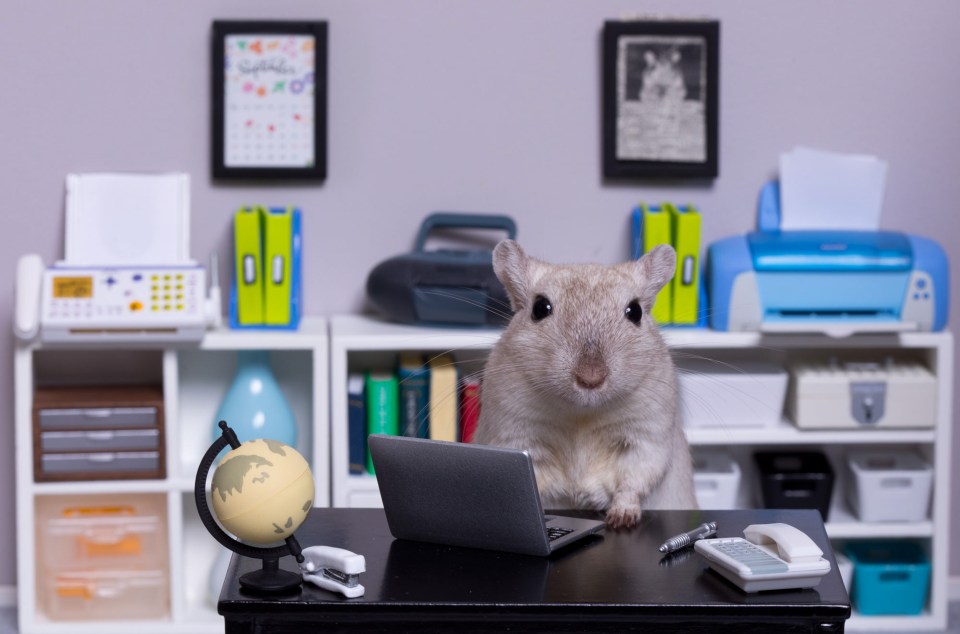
[{"xmin": 473, "ymin": 240, "xmax": 697, "ymax": 528}]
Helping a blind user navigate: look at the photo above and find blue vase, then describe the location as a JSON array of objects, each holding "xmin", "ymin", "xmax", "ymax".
[{"xmin": 212, "ymin": 350, "xmax": 297, "ymax": 448}]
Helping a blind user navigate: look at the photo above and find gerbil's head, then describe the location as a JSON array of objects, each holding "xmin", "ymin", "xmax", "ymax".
[{"xmin": 491, "ymin": 240, "xmax": 676, "ymax": 410}]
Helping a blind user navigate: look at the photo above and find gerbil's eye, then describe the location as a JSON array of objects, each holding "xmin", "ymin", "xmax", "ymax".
[
  {"xmin": 625, "ymin": 300, "xmax": 643, "ymax": 325},
  {"xmin": 531, "ymin": 295, "xmax": 553, "ymax": 322}
]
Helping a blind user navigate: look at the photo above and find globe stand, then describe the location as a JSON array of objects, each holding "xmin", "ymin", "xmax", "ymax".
[{"xmin": 195, "ymin": 421, "xmax": 306, "ymax": 595}]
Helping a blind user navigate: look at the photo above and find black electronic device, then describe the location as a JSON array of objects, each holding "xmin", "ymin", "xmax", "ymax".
[{"xmin": 366, "ymin": 212, "xmax": 517, "ymax": 326}]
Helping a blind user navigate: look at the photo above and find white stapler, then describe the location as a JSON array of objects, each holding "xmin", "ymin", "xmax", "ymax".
[{"xmin": 300, "ymin": 546, "xmax": 366, "ymax": 598}]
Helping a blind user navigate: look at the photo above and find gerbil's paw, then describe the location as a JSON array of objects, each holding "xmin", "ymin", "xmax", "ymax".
[{"xmin": 605, "ymin": 503, "xmax": 642, "ymax": 530}]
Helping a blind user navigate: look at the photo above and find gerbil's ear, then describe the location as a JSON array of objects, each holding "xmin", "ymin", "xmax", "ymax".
[
  {"xmin": 636, "ymin": 244, "xmax": 677, "ymax": 304},
  {"xmin": 493, "ymin": 239, "xmax": 534, "ymax": 312}
]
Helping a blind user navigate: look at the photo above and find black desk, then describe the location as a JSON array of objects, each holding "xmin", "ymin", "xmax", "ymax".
[{"xmin": 218, "ymin": 508, "xmax": 850, "ymax": 633}]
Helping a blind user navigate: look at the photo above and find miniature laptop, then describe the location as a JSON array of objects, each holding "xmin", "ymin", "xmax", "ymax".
[{"xmin": 368, "ymin": 434, "xmax": 604, "ymax": 556}]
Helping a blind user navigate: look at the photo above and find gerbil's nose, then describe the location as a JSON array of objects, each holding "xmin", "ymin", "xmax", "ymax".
[{"xmin": 574, "ymin": 346, "xmax": 608, "ymax": 390}]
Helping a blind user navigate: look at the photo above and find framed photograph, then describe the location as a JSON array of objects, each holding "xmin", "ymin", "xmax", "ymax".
[
  {"xmin": 212, "ymin": 20, "xmax": 328, "ymax": 181},
  {"xmin": 602, "ymin": 20, "xmax": 719, "ymax": 179}
]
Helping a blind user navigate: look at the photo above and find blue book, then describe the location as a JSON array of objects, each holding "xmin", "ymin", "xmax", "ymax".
[
  {"xmin": 398, "ymin": 354, "xmax": 430, "ymax": 438},
  {"xmin": 347, "ymin": 373, "xmax": 366, "ymax": 475}
]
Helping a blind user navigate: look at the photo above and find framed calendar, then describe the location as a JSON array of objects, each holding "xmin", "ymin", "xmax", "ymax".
[{"xmin": 212, "ymin": 20, "xmax": 328, "ymax": 180}]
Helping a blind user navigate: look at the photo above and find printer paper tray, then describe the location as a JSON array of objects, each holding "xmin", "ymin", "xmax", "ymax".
[{"xmin": 760, "ymin": 317, "xmax": 918, "ymax": 338}]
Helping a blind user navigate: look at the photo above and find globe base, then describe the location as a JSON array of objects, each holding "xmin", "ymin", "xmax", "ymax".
[{"xmin": 239, "ymin": 560, "xmax": 303, "ymax": 595}]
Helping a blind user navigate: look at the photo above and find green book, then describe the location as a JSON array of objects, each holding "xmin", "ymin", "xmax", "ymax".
[{"xmin": 365, "ymin": 371, "xmax": 399, "ymax": 474}]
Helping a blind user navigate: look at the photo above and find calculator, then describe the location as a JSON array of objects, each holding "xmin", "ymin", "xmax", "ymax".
[{"xmin": 694, "ymin": 523, "xmax": 832, "ymax": 592}]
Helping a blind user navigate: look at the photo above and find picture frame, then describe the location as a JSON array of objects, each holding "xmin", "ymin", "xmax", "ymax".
[
  {"xmin": 212, "ymin": 20, "xmax": 328, "ymax": 181},
  {"xmin": 602, "ymin": 20, "xmax": 719, "ymax": 179}
]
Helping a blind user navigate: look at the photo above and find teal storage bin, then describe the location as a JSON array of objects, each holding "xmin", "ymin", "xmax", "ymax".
[{"xmin": 846, "ymin": 541, "xmax": 930, "ymax": 616}]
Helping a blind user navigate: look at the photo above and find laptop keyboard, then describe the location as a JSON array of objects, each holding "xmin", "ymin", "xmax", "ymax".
[{"xmin": 547, "ymin": 527, "xmax": 574, "ymax": 541}]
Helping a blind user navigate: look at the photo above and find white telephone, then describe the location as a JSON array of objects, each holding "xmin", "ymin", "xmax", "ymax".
[
  {"xmin": 694, "ymin": 522, "xmax": 831, "ymax": 592},
  {"xmin": 14, "ymin": 254, "xmax": 221, "ymax": 344}
]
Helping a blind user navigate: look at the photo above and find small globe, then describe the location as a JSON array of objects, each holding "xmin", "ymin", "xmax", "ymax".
[{"xmin": 210, "ymin": 438, "xmax": 314, "ymax": 545}]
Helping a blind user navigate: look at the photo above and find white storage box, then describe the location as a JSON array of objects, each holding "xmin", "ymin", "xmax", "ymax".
[
  {"xmin": 787, "ymin": 360, "xmax": 936, "ymax": 429},
  {"xmin": 676, "ymin": 360, "xmax": 787, "ymax": 428},
  {"xmin": 692, "ymin": 449, "xmax": 741, "ymax": 509},
  {"xmin": 846, "ymin": 450, "xmax": 933, "ymax": 522}
]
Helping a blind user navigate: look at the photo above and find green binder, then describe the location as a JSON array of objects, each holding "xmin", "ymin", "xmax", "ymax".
[
  {"xmin": 233, "ymin": 206, "xmax": 265, "ymax": 325},
  {"xmin": 666, "ymin": 203, "xmax": 701, "ymax": 325},
  {"xmin": 263, "ymin": 207, "xmax": 294, "ymax": 325}
]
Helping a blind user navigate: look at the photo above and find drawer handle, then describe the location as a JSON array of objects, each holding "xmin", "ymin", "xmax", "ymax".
[
  {"xmin": 81, "ymin": 409, "xmax": 113, "ymax": 419},
  {"xmin": 85, "ymin": 431, "xmax": 116, "ymax": 441}
]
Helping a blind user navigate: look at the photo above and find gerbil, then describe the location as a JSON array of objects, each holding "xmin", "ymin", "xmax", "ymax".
[
  {"xmin": 640, "ymin": 48, "xmax": 687, "ymax": 104},
  {"xmin": 473, "ymin": 240, "xmax": 696, "ymax": 529}
]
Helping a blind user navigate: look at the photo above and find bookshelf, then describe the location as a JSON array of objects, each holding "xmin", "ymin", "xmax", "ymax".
[{"xmin": 14, "ymin": 318, "xmax": 329, "ymax": 634}]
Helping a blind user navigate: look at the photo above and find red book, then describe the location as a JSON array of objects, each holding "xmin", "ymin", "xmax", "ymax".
[{"xmin": 459, "ymin": 377, "xmax": 481, "ymax": 443}]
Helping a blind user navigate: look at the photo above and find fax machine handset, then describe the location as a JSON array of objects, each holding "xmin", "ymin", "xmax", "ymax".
[
  {"xmin": 694, "ymin": 522, "xmax": 831, "ymax": 593},
  {"xmin": 14, "ymin": 254, "xmax": 44, "ymax": 341}
]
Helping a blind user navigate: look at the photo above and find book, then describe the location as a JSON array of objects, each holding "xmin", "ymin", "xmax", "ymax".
[
  {"xmin": 398, "ymin": 353, "xmax": 430, "ymax": 438},
  {"xmin": 459, "ymin": 376, "xmax": 481, "ymax": 443},
  {"xmin": 347, "ymin": 373, "xmax": 367, "ymax": 475},
  {"xmin": 632, "ymin": 204, "xmax": 674, "ymax": 324},
  {"xmin": 666, "ymin": 203, "xmax": 702, "ymax": 325},
  {"xmin": 428, "ymin": 355, "xmax": 460, "ymax": 442},
  {"xmin": 233, "ymin": 206, "xmax": 265, "ymax": 325},
  {"xmin": 364, "ymin": 371, "xmax": 399, "ymax": 474}
]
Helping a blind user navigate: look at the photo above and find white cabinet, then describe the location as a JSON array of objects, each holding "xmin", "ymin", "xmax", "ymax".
[
  {"xmin": 14, "ymin": 317, "xmax": 329, "ymax": 634},
  {"xmin": 328, "ymin": 314, "xmax": 952, "ymax": 632}
]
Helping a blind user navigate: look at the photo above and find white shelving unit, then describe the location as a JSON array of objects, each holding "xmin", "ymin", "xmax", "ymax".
[
  {"xmin": 328, "ymin": 314, "xmax": 953, "ymax": 632},
  {"xmin": 14, "ymin": 317, "xmax": 329, "ymax": 634}
]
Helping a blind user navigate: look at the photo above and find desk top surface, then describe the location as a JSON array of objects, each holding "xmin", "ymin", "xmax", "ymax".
[{"xmin": 218, "ymin": 508, "xmax": 850, "ymax": 621}]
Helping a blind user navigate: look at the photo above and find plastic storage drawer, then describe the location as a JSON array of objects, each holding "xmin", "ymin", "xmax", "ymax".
[
  {"xmin": 846, "ymin": 450, "xmax": 933, "ymax": 522},
  {"xmin": 39, "ymin": 428, "xmax": 160, "ymax": 453},
  {"xmin": 846, "ymin": 541, "xmax": 930, "ymax": 615},
  {"xmin": 45, "ymin": 569, "xmax": 169, "ymax": 620},
  {"xmin": 41, "ymin": 506, "xmax": 165, "ymax": 570},
  {"xmin": 754, "ymin": 451, "xmax": 834, "ymax": 520},
  {"xmin": 36, "ymin": 494, "xmax": 170, "ymax": 621}
]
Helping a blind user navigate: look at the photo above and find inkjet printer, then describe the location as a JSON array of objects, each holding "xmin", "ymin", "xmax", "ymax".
[{"xmin": 707, "ymin": 181, "xmax": 949, "ymax": 336}]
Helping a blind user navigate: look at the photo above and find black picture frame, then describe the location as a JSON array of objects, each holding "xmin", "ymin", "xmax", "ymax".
[
  {"xmin": 212, "ymin": 20, "xmax": 328, "ymax": 181},
  {"xmin": 602, "ymin": 20, "xmax": 719, "ymax": 180}
]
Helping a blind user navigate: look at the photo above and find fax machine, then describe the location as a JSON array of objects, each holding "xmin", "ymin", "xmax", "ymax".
[{"xmin": 707, "ymin": 181, "xmax": 948, "ymax": 336}]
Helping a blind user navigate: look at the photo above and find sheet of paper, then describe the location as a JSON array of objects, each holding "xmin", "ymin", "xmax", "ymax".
[
  {"xmin": 779, "ymin": 147, "xmax": 888, "ymax": 230},
  {"xmin": 64, "ymin": 173, "xmax": 191, "ymax": 265}
]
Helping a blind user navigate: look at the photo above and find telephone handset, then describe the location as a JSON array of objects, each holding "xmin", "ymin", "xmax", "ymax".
[{"xmin": 694, "ymin": 522, "xmax": 831, "ymax": 592}]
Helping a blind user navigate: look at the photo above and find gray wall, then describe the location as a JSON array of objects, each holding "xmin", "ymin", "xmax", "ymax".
[{"xmin": 3, "ymin": 1, "xmax": 959, "ymax": 586}]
